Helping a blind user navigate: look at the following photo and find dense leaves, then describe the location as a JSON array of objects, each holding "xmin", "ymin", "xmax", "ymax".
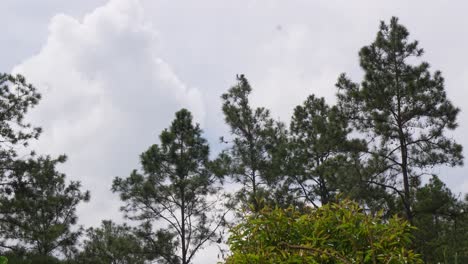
[{"xmin": 226, "ymin": 199, "xmax": 422, "ymax": 263}]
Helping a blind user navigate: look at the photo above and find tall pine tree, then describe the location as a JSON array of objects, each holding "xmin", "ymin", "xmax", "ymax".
[
  {"xmin": 336, "ymin": 17, "xmax": 463, "ymax": 222},
  {"xmin": 0, "ymin": 73, "xmax": 41, "ymax": 192},
  {"xmin": 112, "ymin": 109, "xmax": 226, "ymax": 264},
  {"xmin": 0, "ymin": 74, "xmax": 89, "ymax": 261},
  {"xmin": 218, "ymin": 75, "xmax": 287, "ymax": 212}
]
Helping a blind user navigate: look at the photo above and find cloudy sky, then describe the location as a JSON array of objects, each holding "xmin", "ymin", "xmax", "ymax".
[{"xmin": 2, "ymin": 0, "xmax": 468, "ymax": 262}]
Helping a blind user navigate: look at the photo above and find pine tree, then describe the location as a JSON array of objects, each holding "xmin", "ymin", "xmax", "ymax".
[
  {"xmin": 413, "ymin": 176, "xmax": 468, "ymax": 263},
  {"xmin": 288, "ymin": 95, "xmax": 365, "ymax": 207},
  {"xmin": 0, "ymin": 73, "xmax": 41, "ymax": 185},
  {"xmin": 112, "ymin": 109, "xmax": 226, "ymax": 264},
  {"xmin": 75, "ymin": 220, "xmax": 176, "ymax": 264},
  {"xmin": 218, "ymin": 75, "xmax": 287, "ymax": 212},
  {"xmin": 336, "ymin": 17, "xmax": 463, "ymax": 222},
  {"xmin": 0, "ymin": 155, "xmax": 90, "ymax": 257},
  {"xmin": 0, "ymin": 73, "xmax": 89, "ymax": 262}
]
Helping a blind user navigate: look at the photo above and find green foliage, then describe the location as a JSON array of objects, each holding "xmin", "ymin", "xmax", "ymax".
[
  {"xmin": 226, "ymin": 199, "xmax": 422, "ymax": 264},
  {"xmin": 336, "ymin": 17, "xmax": 463, "ymax": 221},
  {"xmin": 0, "ymin": 156, "xmax": 90, "ymax": 256},
  {"xmin": 0, "ymin": 256, "xmax": 7, "ymax": 264},
  {"xmin": 112, "ymin": 109, "xmax": 225, "ymax": 264},
  {"xmin": 413, "ymin": 176, "xmax": 468, "ymax": 263}
]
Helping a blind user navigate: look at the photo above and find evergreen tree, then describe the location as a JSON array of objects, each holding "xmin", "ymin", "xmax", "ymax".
[
  {"xmin": 75, "ymin": 220, "xmax": 175, "ymax": 264},
  {"xmin": 0, "ymin": 73, "xmax": 42, "ymax": 200},
  {"xmin": 218, "ymin": 75, "xmax": 287, "ymax": 212},
  {"xmin": 413, "ymin": 176, "xmax": 468, "ymax": 263},
  {"xmin": 0, "ymin": 73, "xmax": 42, "ymax": 254},
  {"xmin": 288, "ymin": 95, "xmax": 365, "ymax": 207},
  {"xmin": 336, "ymin": 17, "xmax": 463, "ymax": 222},
  {"xmin": 0, "ymin": 155, "xmax": 90, "ymax": 257},
  {"xmin": 112, "ymin": 109, "xmax": 226, "ymax": 264},
  {"xmin": 0, "ymin": 73, "xmax": 89, "ymax": 262}
]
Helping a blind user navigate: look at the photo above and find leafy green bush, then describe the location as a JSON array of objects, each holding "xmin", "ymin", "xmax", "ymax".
[{"xmin": 226, "ymin": 199, "xmax": 422, "ymax": 263}]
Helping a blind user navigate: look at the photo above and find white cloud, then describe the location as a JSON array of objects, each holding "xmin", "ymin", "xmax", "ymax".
[{"xmin": 12, "ymin": 0, "xmax": 205, "ymax": 230}]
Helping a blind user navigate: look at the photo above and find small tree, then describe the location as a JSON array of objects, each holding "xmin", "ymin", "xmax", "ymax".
[
  {"xmin": 0, "ymin": 155, "xmax": 89, "ymax": 257},
  {"xmin": 226, "ymin": 199, "xmax": 422, "ymax": 264},
  {"xmin": 336, "ymin": 17, "xmax": 463, "ymax": 222},
  {"xmin": 112, "ymin": 109, "xmax": 226, "ymax": 264},
  {"xmin": 75, "ymin": 220, "xmax": 174, "ymax": 264}
]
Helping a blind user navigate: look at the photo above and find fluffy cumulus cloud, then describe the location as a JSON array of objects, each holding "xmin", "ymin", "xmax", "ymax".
[{"xmin": 13, "ymin": 0, "xmax": 205, "ymax": 230}]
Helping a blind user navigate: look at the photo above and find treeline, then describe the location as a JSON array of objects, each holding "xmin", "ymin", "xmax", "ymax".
[{"xmin": 1, "ymin": 17, "xmax": 467, "ymax": 264}]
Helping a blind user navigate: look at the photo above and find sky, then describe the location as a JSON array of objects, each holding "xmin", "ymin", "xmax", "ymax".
[{"xmin": 2, "ymin": 0, "xmax": 468, "ymax": 262}]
